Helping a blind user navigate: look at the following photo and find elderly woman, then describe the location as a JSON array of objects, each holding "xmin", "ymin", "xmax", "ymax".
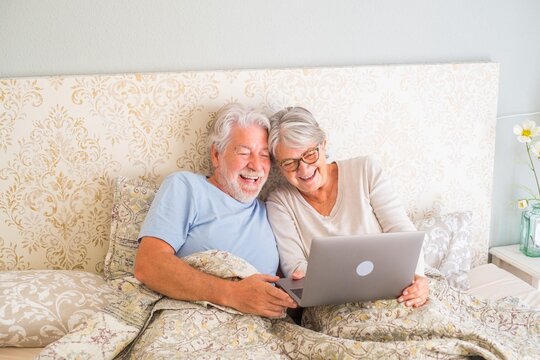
[{"xmin": 266, "ymin": 106, "xmax": 429, "ymax": 308}]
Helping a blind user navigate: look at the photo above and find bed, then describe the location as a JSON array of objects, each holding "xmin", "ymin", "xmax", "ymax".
[{"xmin": 1, "ymin": 63, "xmax": 539, "ymax": 359}]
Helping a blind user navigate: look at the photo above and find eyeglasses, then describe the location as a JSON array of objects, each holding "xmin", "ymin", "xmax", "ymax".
[{"xmin": 278, "ymin": 147, "xmax": 320, "ymax": 172}]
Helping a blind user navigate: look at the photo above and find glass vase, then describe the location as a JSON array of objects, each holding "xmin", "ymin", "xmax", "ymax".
[{"xmin": 519, "ymin": 203, "xmax": 540, "ymax": 257}]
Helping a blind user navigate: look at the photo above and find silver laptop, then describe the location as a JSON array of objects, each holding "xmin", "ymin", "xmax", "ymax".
[{"xmin": 276, "ymin": 231, "xmax": 424, "ymax": 307}]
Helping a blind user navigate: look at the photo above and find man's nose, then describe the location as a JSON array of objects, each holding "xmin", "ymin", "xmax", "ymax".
[{"xmin": 248, "ymin": 153, "xmax": 267, "ymax": 171}]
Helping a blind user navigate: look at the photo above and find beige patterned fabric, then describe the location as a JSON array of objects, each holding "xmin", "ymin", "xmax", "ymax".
[
  {"xmin": 37, "ymin": 251, "xmax": 540, "ymax": 360},
  {"xmin": 104, "ymin": 176, "xmax": 158, "ymax": 280},
  {"xmin": 302, "ymin": 269, "xmax": 540, "ymax": 360},
  {"xmin": 0, "ymin": 270, "xmax": 115, "ymax": 347},
  {"xmin": 0, "ymin": 63, "xmax": 499, "ymax": 273},
  {"xmin": 415, "ymin": 211, "xmax": 473, "ymax": 289}
]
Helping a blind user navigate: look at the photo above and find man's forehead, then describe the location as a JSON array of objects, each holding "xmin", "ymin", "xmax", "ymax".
[
  {"xmin": 226, "ymin": 125, "xmax": 269, "ymax": 149},
  {"xmin": 234, "ymin": 144, "xmax": 269, "ymax": 152}
]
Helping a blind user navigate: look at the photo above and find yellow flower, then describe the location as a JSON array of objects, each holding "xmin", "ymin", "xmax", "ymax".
[
  {"xmin": 513, "ymin": 120, "xmax": 540, "ymax": 143},
  {"xmin": 513, "ymin": 119, "xmax": 540, "ymax": 208}
]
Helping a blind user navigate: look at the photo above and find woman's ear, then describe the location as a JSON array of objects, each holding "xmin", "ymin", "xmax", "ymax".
[{"xmin": 321, "ymin": 139, "xmax": 330, "ymax": 160}]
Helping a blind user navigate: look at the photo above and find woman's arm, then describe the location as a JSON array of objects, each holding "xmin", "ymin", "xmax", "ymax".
[
  {"xmin": 364, "ymin": 157, "xmax": 429, "ymax": 307},
  {"xmin": 266, "ymin": 195, "xmax": 308, "ymax": 278},
  {"xmin": 364, "ymin": 156, "xmax": 425, "ymax": 276}
]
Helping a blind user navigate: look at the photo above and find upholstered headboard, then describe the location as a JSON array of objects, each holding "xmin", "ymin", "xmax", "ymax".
[{"xmin": 0, "ymin": 63, "xmax": 499, "ymax": 273}]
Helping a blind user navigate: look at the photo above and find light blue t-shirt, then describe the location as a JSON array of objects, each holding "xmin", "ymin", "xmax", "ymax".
[{"xmin": 138, "ymin": 171, "xmax": 279, "ymax": 275}]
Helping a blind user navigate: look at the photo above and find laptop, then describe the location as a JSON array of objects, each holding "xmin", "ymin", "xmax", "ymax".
[{"xmin": 276, "ymin": 231, "xmax": 425, "ymax": 307}]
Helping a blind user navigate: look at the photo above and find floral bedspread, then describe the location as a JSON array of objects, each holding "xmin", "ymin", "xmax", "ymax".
[{"xmin": 37, "ymin": 251, "xmax": 540, "ymax": 360}]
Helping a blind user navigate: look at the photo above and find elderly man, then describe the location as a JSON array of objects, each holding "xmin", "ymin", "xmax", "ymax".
[{"xmin": 134, "ymin": 103, "xmax": 296, "ymax": 318}]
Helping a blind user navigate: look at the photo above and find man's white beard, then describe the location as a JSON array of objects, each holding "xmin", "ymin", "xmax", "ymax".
[{"xmin": 216, "ymin": 161, "xmax": 267, "ymax": 203}]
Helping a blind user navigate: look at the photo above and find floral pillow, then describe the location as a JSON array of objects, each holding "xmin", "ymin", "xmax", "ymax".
[
  {"xmin": 103, "ymin": 176, "xmax": 159, "ymax": 279},
  {"xmin": 415, "ymin": 211, "xmax": 473, "ymax": 290},
  {"xmin": 0, "ymin": 270, "xmax": 114, "ymax": 347}
]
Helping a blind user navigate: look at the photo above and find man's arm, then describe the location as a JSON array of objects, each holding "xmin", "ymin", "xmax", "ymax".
[{"xmin": 134, "ymin": 236, "xmax": 296, "ymax": 318}]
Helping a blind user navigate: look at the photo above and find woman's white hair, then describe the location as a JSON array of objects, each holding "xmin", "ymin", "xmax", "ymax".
[
  {"xmin": 268, "ymin": 106, "xmax": 326, "ymax": 158},
  {"xmin": 209, "ymin": 103, "xmax": 270, "ymax": 153}
]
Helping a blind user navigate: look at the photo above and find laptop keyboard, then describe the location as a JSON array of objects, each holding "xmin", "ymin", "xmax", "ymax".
[{"xmin": 291, "ymin": 288, "xmax": 303, "ymax": 299}]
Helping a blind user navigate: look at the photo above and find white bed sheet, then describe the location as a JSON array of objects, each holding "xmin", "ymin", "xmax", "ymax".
[
  {"xmin": 2, "ymin": 263, "xmax": 538, "ymax": 360},
  {"xmin": 467, "ymin": 263, "xmax": 540, "ymax": 308}
]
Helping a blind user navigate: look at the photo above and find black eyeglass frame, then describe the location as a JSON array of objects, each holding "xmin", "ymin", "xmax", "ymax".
[{"xmin": 278, "ymin": 146, "xmax": 320, "ymax": 172}]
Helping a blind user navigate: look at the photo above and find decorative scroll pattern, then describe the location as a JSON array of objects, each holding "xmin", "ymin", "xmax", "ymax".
[
  {"xmin": 0, "ymin": 270, "xmax": 114, "ymax": 347},
  {"xmin": 0, "ymin": 63, "xmax": 499, "ymax": 272},
  {"xmin": 37, "ymin": 252, "xmax": 540, "ymax": 360}
]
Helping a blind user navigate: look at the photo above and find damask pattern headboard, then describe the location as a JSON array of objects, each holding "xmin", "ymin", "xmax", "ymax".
[{"xmin": 0, "ymin": 63, "xmax": 499, "ymax": 273}]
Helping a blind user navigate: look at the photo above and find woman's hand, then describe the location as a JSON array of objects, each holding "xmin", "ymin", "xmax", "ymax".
[
  {"xmin": 291, "ymin": 270, "xmax": 305, "ymax": 280},
  {"xmin": 398, "ymin": 274, "xmax": 429, "ymax": 308}
]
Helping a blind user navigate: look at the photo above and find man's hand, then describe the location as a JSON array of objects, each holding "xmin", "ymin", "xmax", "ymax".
[
  {"xmin": 136, "ymin": 237, "xmax": 297, "ymax": 318},
  {"xmin": 398, "ymin": 274, "xmax": 429, "ymax": 308},
  {"xmin": 227, "ymin": 274, "xmax": 297, "ymax": 318}
]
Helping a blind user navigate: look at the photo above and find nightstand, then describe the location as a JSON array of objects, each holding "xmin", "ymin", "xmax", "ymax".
[{"xmin": 489, "ymin": 244, "xmax": 540, "ymax": 289}]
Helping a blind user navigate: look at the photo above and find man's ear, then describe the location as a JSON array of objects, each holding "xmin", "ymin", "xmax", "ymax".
[{"xmin": 210, "ymin": 144, "xmax": 220, "ymax": 168}]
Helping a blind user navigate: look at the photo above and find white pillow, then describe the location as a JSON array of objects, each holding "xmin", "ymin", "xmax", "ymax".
[
  {"xmin": 415, "ymin": 211, "xmax": 473, "ymax": 289},
  {"xmin": 0, "ymin": 270, "xmax": 114, "ymax": 347}
]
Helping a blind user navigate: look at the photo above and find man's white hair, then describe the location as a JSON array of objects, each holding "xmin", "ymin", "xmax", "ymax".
[{"xmin": 209, "ymin": 103, "xmax": 270, "ymax": 153}]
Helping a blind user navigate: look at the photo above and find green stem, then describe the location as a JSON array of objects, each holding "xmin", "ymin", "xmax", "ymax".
[{"xmin": 526, "ymin": 142, "xmax": 540, "ymax": 199}]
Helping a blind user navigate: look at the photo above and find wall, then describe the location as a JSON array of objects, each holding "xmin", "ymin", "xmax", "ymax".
[{"xmin": 1, "ymin": 0, "xmax": 540, "ymax": 247}]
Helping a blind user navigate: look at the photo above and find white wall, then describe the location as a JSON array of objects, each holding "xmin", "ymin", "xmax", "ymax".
[{"xmin": 2, "ymin": 0, "xmax": 540, "ymax": 247}]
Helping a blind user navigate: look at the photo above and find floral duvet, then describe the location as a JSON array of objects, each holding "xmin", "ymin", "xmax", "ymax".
[{"xmin": 37, "ymin": 251, "xmax": 540, "ymax": 360}]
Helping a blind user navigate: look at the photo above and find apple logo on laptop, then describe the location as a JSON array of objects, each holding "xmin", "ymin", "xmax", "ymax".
[{"xmin": 356, "ymin": 260, "xmax": 374, "ymax": 276}]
